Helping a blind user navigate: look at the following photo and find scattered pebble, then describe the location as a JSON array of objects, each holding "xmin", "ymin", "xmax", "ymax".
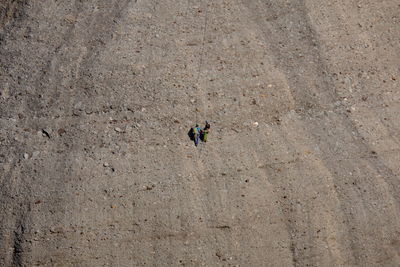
[
  {"xmin": 42, "ymin": 129, "xmax": 51, "ymax": 138},
  {"xmin": 58, "ymin": 128, "xmax": 66, "ymax": 136},
  {"xmin": 145, "ymin": 185, "xmax": 155, "ymax": 191},
  {"xmin": 114, "ymin": 127, "xmax": 122, "ymax": 133},
  {"xmin": 23, "ymin": 153, "xmax": 29, "ymax": 159}
]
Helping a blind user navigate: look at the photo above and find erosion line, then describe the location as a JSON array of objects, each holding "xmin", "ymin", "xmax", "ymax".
[
  {"xmin": 196, "ymin": 0, "xmax": 209, "ymax": 86},
  {"xmin": 194, "ymin": 1, "xmax": 209, "ymax": 122}
]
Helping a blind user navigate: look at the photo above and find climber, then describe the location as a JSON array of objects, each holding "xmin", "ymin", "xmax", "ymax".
[
  {"xmin": 192, "ymin": 124, "xmax": 202, "ymax": 146},
  {"xmin": 201, "ymin": 121, "xmax": 210, "ymax": 143}
]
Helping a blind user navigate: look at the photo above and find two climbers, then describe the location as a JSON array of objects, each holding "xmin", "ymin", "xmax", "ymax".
[{"xmin": 189, "ymin": 121, "xmax": 211, "ymax": 147}]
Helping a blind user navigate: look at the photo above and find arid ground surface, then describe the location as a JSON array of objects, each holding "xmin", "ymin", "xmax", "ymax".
[{"xmin": 0, "ymin": 0, "xmax": 399, "ymax": 266}]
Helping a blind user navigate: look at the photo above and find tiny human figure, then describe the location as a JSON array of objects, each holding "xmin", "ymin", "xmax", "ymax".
[
  {"xmin": 202, "ymin": 121, "xmax": 210, "ymax": 143},
  {"xmin": 192, "ymin": 124, "xmax": 202, "ymax": 146}
]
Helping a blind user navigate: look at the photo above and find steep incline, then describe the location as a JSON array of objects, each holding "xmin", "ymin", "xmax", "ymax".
[{"xmin": 1, "ymin": 0, "xmax": 399, "ymax": 266}]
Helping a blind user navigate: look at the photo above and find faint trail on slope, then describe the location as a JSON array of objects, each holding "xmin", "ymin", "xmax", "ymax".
[
  {"xmin": 0, "ymin": 0, "xmax": 28, "ymax": 34},
  {"xmin": 11, "ymin": 218, "xmax": 27, "ymax": 267},
  {"xmin": 196, "ymin": 0, "xmax": 209, "ymax": 86},
  {"xmin": 239, "ymin": 0, "xmax": 337, "ymax": 110},
  {"xmin": 194, "ymin": 0, "xmax": 210, "ymax": 122}
]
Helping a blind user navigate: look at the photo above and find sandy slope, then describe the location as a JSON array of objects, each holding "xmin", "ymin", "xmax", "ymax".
[{"xmin": 0, "ymin": 0, "xmax": 399, "ymax": 266}]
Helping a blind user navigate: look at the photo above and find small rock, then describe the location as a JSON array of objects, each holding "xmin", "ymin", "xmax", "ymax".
[
  {"xmin": 57, "ymin": 128, "xmax": 66, "ymax": 136},
  {"xmin": 42, "ymin": 129, "xmax": 51, "ymax": 138},
  {"xmin": 23, "ymin": 153, "xmax": 29, "ymax": 159},
  {"xmin": 114, "ymin": 127, "xmax": 122, "ymax": 133},
  {"xmin": 334, "ymin": 101, "xmax": 342, "ymax": 107},
  {"xmin": 64, "ymin": 14, "xmax": 77, "ymax": 23},
  {"xmin": 145, "ymin": 185, "xmax": 155, "ymax": 191},
  {"xmin": 103, "ymin": 162, "xmax": 109, "ymax": 167}
]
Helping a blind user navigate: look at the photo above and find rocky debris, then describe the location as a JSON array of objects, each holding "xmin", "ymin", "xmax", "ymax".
[
  {"xmin": 32, "ymin": 151, "xmax": 40, "ymax": 158},
  {"xmin": 72, "ymin": 109, "xmax": 82, "ymax": 116},
  {"xmin": 23, "ymin": 153, "xmax": 29, "ymax": 159},
  {"xmin": 49, "ymin": 227, "xmax": 64, "ymax": 234},
  {"xmin": 132, "ymin": 123, "xmax": 141, "ymax": 129},
  {"xmin": 144, "ymin": 185, "xmax": 155, "ymax": 191},
  {"xmin": 102, "ymin": 162, "xmax": 115, "ymax": 173},
  {"xmin": 41, "ymin": 129, "xmax": 51, "ymax": 138},
  {"xmin": 57, "ymin": 128, "xmax": 66, "ymax": 136},
  {"xmin": 114, "ymin": 127, "xmax": 123, "ymax": 133},
  {"xmin": 215, "ymin": 225, "xmax": 231, "ymax": 229},
  {"xmin": 273, "ymin": 117, "xmax": 281, "ymax": 125},
  {"xmin": 334, "ymin": 101, "xmax": 343, "ymax": 107}
]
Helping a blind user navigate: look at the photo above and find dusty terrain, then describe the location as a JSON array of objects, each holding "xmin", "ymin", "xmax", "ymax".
[{"xmin": 0, "ymin": 0, "xmax": 399, "ymax": 266}]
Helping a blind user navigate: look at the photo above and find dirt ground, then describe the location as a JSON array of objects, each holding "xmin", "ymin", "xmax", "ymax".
[{"xmin": 0, "ymin": 0, "xmax": 399, "ymax": 266}]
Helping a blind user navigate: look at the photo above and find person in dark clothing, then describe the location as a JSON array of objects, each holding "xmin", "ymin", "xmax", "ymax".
[{"xmin": 202, "ymin": 121, "xmax": 210, "ymax": 142}]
